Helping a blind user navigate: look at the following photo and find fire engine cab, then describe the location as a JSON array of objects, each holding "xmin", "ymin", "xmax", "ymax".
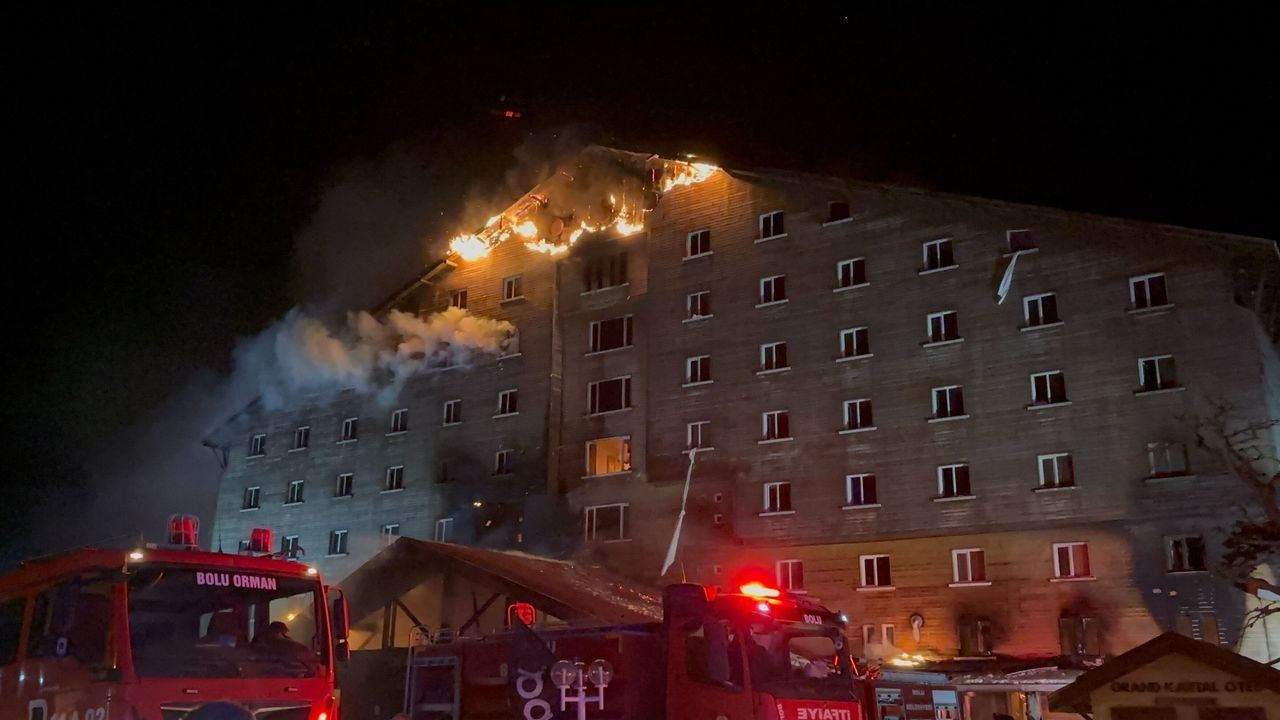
[{"xmin": 0, "ymin": 520, "xmax": 348, "ymax": 720}]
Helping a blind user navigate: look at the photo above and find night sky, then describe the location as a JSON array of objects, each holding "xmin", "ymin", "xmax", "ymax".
[{"xmin": 3, "ymin": 6, "xmax": 1273, "ymax": 565}]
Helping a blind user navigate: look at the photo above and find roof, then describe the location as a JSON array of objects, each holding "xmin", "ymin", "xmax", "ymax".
[
  {"xmin": 336, "ymin": 537, "xmax": 663, "ymax": 626},
  {"xmin": 1050, "ymin": 633, "xmax": 1280, "ymax": 711}
]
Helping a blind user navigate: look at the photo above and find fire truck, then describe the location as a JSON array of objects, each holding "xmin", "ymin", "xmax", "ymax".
[
  {"xmin": 0, "ymin": 521, "xmax": 349, "ymax": 720},
  {"xmin": 401, "ymin": 581, "xmax": 960, "ymax": 720}
]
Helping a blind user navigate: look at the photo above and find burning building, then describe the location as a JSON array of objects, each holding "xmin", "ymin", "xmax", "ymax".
[{"xmin": 212, "ymin": 146, "xmax": 1280, "ymax": 712}]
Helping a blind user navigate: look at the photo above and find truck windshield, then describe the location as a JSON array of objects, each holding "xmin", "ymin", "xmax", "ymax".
[
  {"xmin": 746, "ymin": 627, "xmax": 848, "ymax": 686},
  {"xmin": 127, "ymin": 566, "xmax": 325, "ymax": 678}
]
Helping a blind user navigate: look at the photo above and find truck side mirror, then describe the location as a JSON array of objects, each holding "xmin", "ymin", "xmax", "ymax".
[{"xmin": 330, "ymin": 589, "xmax": 350, "ymax": 662}]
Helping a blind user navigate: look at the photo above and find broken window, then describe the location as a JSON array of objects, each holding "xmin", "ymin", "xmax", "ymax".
[
  {"xmin": 1147, "ymin": 441, "xmax": 1189, "ymax": 478},
  {"xmin": 442, "ymin": 399, "xmax": 462, "ymax": 425},
  {"xmin": 1007, "ymin": 229, "xmax": 1035, "ymax": 252},
  {"xmin": 687, "ymin": 420, "xmax": 711, "ymax": 450},
  {"xmin": 449, "ymin": 288, "xmax": 468, "ymax": 310},
  {"xmin": 958, "ymin": 617, "xmax": 994, "ymax": 656},
  {"xmin": 248, "ymin": 434, "xmax": 266, "ymax": 457},
  {"xmin": 586, "ymin": 436, "xmax": 631, "ymax": 476},
  {"xmin": 434, "ymin": 518, "xmax": 453, "ymax": 541},
  {"xmin": 340, "ymin": 417, "xmax": 358, "ymax": 442},
  {"xmin": 584, "ymin": 503, "xmax": 628, "ymax": 542},
  {"xmin": 292, "ymin": 426, "xmax": 310, "ymax": 450},
  {"xmin": 334, "ymin": 473, "xmax": 353, "ymax": 497},
  {"xmin": 496, "ymin": 389, "xmax": 519, "ymax": 416},
  {"xmin": 590, "ymin": 315, "xmax": 633, "ymax": 353},
  {"xmin": 390, "ymin": 408, "xmax": 408, "ymax": 433},
  {"xmin": 1167, "ymin": 535, "xmax": 1206, "ymax": 572},
  {"xmin": 1058, "ymin": 615, "xmax": 1100, "ymax": 656},
  {"xmin": 826, "ymin": 201, "xmax": 850, "ymax": 224},
  {"xmin": 588, "ymin": 376, "xmax": 631, "ymax": 414},
  {"xmin": 583, "ymin": 252, "xmax": 628, "ymax": 292},
  {"xmin": 494, "ymin": 449, "xmax": 514, "ymax": 475}
]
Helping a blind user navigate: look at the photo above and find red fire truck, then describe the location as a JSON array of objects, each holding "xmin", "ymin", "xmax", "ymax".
[
  {"xmin": 401, "ymin": 581, "xmax": 960, "ymax": 720},
  {"xmin": 0, "ymin": 530, "xmax": 349, "ymax": 719}
]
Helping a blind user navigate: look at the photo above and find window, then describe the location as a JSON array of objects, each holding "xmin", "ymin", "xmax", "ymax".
[
  {"xmin": 1007, "ymin": 229, "xmax": 1035, "ymax": 252},
  {"xmin": 434, "ymin": 518, "xmax": 454, "ymax": 542},
  {"xmin": 843, "ymin": 399, "xmax": 874, "ymax": 431},
  {"xmin": 0, "ymin": 597, "xmax": 24, "ymax": 666},
  {"xmin": 958, "ymin": 618, "xmax": 994, "ymax": 657},
  {"xmin": 381, "ymin": 523, "xmax": 401, "ymax": 545},
  {"xmin": 862, "ymin": 625, "xmax": 879, "ymax": 646},
  {"xmin": 292, "ymin": 426, "xmax": 310, "ymax": 450},
  {"xmin": 588, "ymin": 376, "xmax": 631, "ymax": 414},
  {"xmin": 248, "ymin": 434, "xmax": 266, "ymax": 457},
  {"xmin": 759, "ymin": 275, "xmax": 787, "ymax": 305},
  {"xmin": 882, "ymin": 625, "xmax": 896, "ymax": 648},
  {"xmin": 761, "ymin": 410, "xmax": 791, "ymax": 441},
  {"xmin": 759, "ymin": 210, "xmax": 785, "ymax": 239},
  {"xmin": 28, "ymin": 579, "xmax": 111, "ymax": 665},
  {"xmin": 826, "ymin": 201, "xmax": 851, "ymax": 224},
  {"xmin": 686, "ymin": 229, "xmax": 712, "ymax": 258},
  {"xmin": 583, "ymin": 252, "xmax": 628, "ymax": 291},
  {"xmin": 763, "ymin": 482, "xmax": 792, "ymax": 513},
  {"xmin": 280, "ymin": 535, "xmax": 300, "ymax": 559},
  {"xmin": 1024, "ymin": 292, "xmax": 1060, "ymax": 327},
  {"xmin": 443, "ymin": 399, "xmax": 462, "ymax": 425},
  {"xmin": 927, "ymin": 311, "xmax": 960, "ymax": 343},
  {"xmin": 340, "ymin": 417, "xmax": 358, "ymax": 442},
  {"xmin": 840, "ymin": 327, "xmax": 870, "ymax": 359},
  {"xmin": 1148, "ymin": 441, "xmax": 1190, "ymax": 478},
  {"xmin": 1059, "ymin": 616, "xmax": 1100, "ymax": 656},
  {"xmin": 384, "ymin": 465, "xmax": 404, "ymax": 492},
  {"xmin": 584, "ymin": 503, "xmax": 629, "ymax": 542},
  {"xmin": 496, "ymin": 389, "xmax": 519, "ymax": 416},
  {"xmin": 1130, "ymin": 272, "xmax": 1169, "ymax": 309},
  {"xmin": 922, "ymin": 238, "xmax": 955, "ymax": 271},
  {"xmin": 437, "ymin": 460, "xmax": 455, "ymax": 484},
  {"xmin": 760, "ymin": 341, "xmax": 789, "ymax": 372},
  {"xmin": 494, "ymin": 449, "xmax": 514, "ymax": 475},
  {"xmin": 687, "ymin": 291, "xmax": 711, "ymax": 320},
  {"xmin": 241, "ymin": 486, "xmax": 260, "ymax": 510},
  {"xmin": 836, "ymin": 258, "xmax": 866, "ymax": 289},
  {"xmin": 502, "ymin": 275, "xmax": 524, "ymax": 301},
  {"xmin": 1038, "ymin": 453, "xmax": 1075, "ymax": 488},
  {"xmin": 1139, "ymin": 355, "xmax": 1178, "ymax": 392},
  {"xmin": 686, "ymin": 355, "xmax": 712, "ymax": 385},
  {"xmin": 932, "ymin": 386, "xmax": 966, "ymax": 419},
  {"xmin": 937, "ymin": 464, "xmax": 972, "ymax": 498},
  {"xmin": 334, "ymin": 473, "xmax": 353, "ymax": 497},
  {"xmin": 845, "ymin": 474, "xmax": 877, "ymax": 507},
  {"xmin": 328, "ymin": 530, "xmax": 349, "ymax": 556},
  {"xmin": 286, "ymin": 480, "xmax": 304, "ymax": 505},
  {"xmin": 777, "ymin": 560, "xmax": 804, "ymax": 591},
  {"xmin": 1030, "ymin": 371, "xmax": 1068, "ymax": 405},
  {"xmin": 449, "ymin": 288, "xmax": 468, "ymax": 309},
  {"xmin": 860, "ymin": 555, "xmax": 892, "ymax": 588},
  {"xmin": 1167, "ymin": 535, "xmax": 1207, "ymax": 572},
  {"xmin": 589, "ymin": 315, "xmax": 634, "ymax": 353},
  {"xmin": 586, "ymin": 437, "xmax": 632, "ymax": 476},
  {"xmin": 1053, "ymin": 542, "xmax": 1091, "ymax": 579},
  {"xmin": 687, "ymin": 421, "xmax": 711, "ymax": 450},
  {"xmin": 390, "ymin": 408, "xmax": 408, "ymax": 433},
  {"xmin": 952, "ymin": 548, "xmax": 987, "ymax": 584}
]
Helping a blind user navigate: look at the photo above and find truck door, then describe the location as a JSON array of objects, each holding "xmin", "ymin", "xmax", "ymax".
[{"xmin": 668, "ymin": 618, "xmax": 755, "ymax": 720}]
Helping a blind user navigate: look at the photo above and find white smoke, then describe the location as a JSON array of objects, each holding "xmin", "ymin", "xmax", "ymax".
[{"xmin": 237, "ymin": 306, "xmax": 516, "ymax": 411}]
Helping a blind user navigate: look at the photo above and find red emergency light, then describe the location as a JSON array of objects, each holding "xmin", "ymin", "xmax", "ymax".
[
  {"xmin": 249, "ymin": 527, "xmax": 274, "ymax": 554},
  {"xmin": 739, "ymin": 582, "xmax": 781, "ymax": 599},
  {"xmin": 507, "ymin": 602, "xmax": 536, "ymax": 626},
  {"xmin": 167, "ymin": 514, "xmax": 199, "ymax": 548}
]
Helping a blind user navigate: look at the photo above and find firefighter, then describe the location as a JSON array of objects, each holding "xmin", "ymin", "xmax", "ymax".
[{"xmin": 253, "ymin": 621, "xmax": 316, "ymax": 671}]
